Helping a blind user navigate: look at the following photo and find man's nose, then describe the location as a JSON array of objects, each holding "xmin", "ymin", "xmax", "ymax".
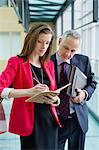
[{"xmin": 67, "ymin": 51, "xmax": 71, "ymax": 58}]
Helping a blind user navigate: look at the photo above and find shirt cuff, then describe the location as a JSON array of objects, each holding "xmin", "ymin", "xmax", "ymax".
[
  {"xmin": 1, "ymin": 88, "xmax": 14, "ymax": 99},
  {"xmin": 80, "ymin": 90, "xmax": 88, "ymax": 105},
  {"xmin": 83, "ymin": 90, "xmax": 88, "ymax": 100}
]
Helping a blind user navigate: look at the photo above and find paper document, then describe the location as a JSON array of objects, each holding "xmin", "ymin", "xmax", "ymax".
[{"xmin": 67, "ymin": 65, "xmax": 87, "ymax": 97}]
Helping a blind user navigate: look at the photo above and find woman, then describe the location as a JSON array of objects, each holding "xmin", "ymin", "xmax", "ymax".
[{"xmin": 0, "ymin": 23, "xmax": 61, "ymax": 150}]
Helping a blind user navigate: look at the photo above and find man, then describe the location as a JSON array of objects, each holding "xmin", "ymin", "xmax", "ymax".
[{"xmin": 51, "ymin": 30, "xmax": 97, "ymax": 150}]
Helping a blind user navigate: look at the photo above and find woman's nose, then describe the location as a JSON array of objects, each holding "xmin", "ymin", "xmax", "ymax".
[{"xmin": 41, "ymin": 42, "xmax": 46, "ymax": 49}]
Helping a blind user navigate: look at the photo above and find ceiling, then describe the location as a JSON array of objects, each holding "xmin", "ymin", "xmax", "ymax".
[
  {"xmin": 28, "ymin": 0, "xmax": 67, "ymax": 22},
  {"xmin": 10, "ymin": 0, "xmax": 74, "ymax": 31}
]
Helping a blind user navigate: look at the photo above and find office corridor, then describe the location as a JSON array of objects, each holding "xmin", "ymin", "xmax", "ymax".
[
  {"xmin": 0, "ymin": 100, "xmax": 99, "ymax": 150},
  {"xmin": 0, "ymin": 0, "xmax": 99, "ymax": 149}
]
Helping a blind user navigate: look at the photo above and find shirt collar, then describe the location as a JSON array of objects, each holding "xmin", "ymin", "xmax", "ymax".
[{"xmin": 56, "ymin": 52, "xmax": 70, "ymax": 65}]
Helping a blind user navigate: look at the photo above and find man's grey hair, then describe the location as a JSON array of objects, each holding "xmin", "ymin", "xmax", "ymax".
[{"xmin": 62, "ymin": 30, "xmax": 80, "ymax": 40}]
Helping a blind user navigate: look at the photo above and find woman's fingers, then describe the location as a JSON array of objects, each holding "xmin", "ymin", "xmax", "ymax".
[
  {"xmin": 41, "ymin": 95, "xmax": 60, "ymax": 106},
  {"xmin": 41, "ymin": 96, "xmax": 54, "ymax": 104},
  {"xmin": 34, "ymin": 84, "xmax": 49, "ymax": 91}
]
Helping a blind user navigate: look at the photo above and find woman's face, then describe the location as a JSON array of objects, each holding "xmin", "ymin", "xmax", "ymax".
[{"xmin": 33, "ymin": 33, "xmax": 52, "ymax": 57}]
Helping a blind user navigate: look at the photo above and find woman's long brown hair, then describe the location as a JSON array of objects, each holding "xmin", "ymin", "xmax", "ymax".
[{"xmin": 18, "ymin": 23, "xmax": 54, "ymax": 63}]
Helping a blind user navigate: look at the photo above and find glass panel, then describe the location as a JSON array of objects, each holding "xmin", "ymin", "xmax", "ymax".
[
  {"xmin": 0, "ymin": 32, "xmax": 9, "ymax": 60},
  {"xmin": 11, "ymin": 32, "xmax": 21, "ymax": 56},
  {"xmin": 80, "ymin": 24, "xmax": 99, "ymax": 119},
  {"xmin": 98, "ymin": 0, "xmax": 99, "ymax": 19},
  {"xmin": 30, "ymin": 16, "xmax": 54, "ymax": 19},
  {"xmin": 0, "ymin": 0, "xmax": 8, "ymax": 7},
  {"xmin": 29, "ymin": 0, "xmax": 66, "ymax": 4},
  {"xmin": 74, "ymin": 0, "xmax": 93, "ymax": 29},
  {"xmin": 30, "ymin": 11, "xmax": 57, "ymax": 15},
  {"xmin": 87, "ymin": 79, "xmax": 99, "ymax": 119},
  {"xmin": 56, "ymin": 16, "xmax": 62, "ymax": 37},
  {"xmin": 29, "ymin": 0, "xmax": 66, "ymax": 21},
  {"xmin": 63, "ymin": 5, "xmax": 71, "ymax": 32}
]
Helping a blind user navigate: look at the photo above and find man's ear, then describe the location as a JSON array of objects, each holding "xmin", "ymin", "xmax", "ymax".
[{"xmin": 58, "ymin": 37, "xmax": 62, "ymax": 45}]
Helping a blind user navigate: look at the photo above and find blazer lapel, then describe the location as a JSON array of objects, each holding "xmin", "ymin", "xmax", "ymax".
[
  {"xmin": 22, "ymin": 60, "xmax": 33, "ymax": 87},
  {"xmin": 43, "ymin": 63, "xmax": 53, "ymax": 89},
  {"xmin": 51, "ymin": 54, "xmax": 58, "ymax": 84}
]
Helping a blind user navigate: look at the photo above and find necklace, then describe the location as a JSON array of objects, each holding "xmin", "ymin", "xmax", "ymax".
[{"xmin": 30, "ymin": 65, "xmax": 44, "ymax": 84}]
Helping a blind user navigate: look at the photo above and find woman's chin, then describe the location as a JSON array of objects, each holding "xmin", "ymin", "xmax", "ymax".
[{"xmin": 39, "ymin": 52, "xmax": 45, "ymax": 57}]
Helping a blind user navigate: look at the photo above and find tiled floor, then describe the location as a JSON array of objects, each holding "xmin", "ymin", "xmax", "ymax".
[{"xmin": 0, "ymin": 100, "xmax": 99, "ymax": 150}]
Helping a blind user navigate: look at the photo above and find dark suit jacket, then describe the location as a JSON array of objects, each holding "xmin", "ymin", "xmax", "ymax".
[{"xmin": 51, "ymin": 53, "xmax": 97, "ymax": 133}]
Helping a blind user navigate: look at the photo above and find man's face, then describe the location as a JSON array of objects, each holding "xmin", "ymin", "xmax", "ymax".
[{"xmin": 58, "ymin": 36, "xmax": 80, "ymax": 61}]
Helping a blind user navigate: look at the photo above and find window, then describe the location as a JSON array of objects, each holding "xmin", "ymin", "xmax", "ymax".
[
  {"xmin": 11, "ymin": 32, "xmax": 21, "ymax": 56},
  {"xmin": 0, "ymin": 0, "xmax": 8, "ymax": 7},
  {"xmin": 56, "ymin": 16, "xmax": 62, "ymax": 38},
  {"xmin": 63, "ymin": 5, "xmax": 72, "ymax": 32},
  {"xmin": 0, "ymin": 32, "xmax": 9, "ymax": 59},
  {"xmin": 0, "ymin": 32, "xmax": 21, "ymax": 60},
  {"xmin": 74, "ymin": 0, "xmax": 94, "ymax": 29}
]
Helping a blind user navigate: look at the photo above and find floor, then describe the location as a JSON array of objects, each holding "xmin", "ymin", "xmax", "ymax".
[
  {"xmin": 65, "ymin": 113, "xmax": 99, "ymax": 150},
  {"xmin": 0, "ymin": 100, "xmax": 99, "ymax": 150}
]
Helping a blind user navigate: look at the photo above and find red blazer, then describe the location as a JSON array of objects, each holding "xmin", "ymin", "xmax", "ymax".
[{"xmin": 0, "ymin": 56, "xmax": 61, "ymax": 136}]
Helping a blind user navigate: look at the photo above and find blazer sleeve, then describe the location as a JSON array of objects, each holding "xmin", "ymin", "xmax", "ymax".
[
  {"xmin": 83, "ymin": 56, "xmax": 97, "ymax": 100},
  {"xmin": 0, "ymin": 56, "xmax": 20, "ymax": 94}
]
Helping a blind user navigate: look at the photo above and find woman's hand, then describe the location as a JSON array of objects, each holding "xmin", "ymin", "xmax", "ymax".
[
  {"xmin": 28, "ymin": 83, "xmax": 49, "ymax": 97},
  {"xmin": 40, "ymin": 95, "xmax": 60, "ymax": 106},
  {"xmin": 8, "ymin": 84, "xmax": 49, "ymax": 99}
]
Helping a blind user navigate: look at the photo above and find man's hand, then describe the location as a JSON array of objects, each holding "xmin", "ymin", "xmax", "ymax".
[{"xmin": 72, "ymin": 89, "xmax": 86, "ymax": 104}]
